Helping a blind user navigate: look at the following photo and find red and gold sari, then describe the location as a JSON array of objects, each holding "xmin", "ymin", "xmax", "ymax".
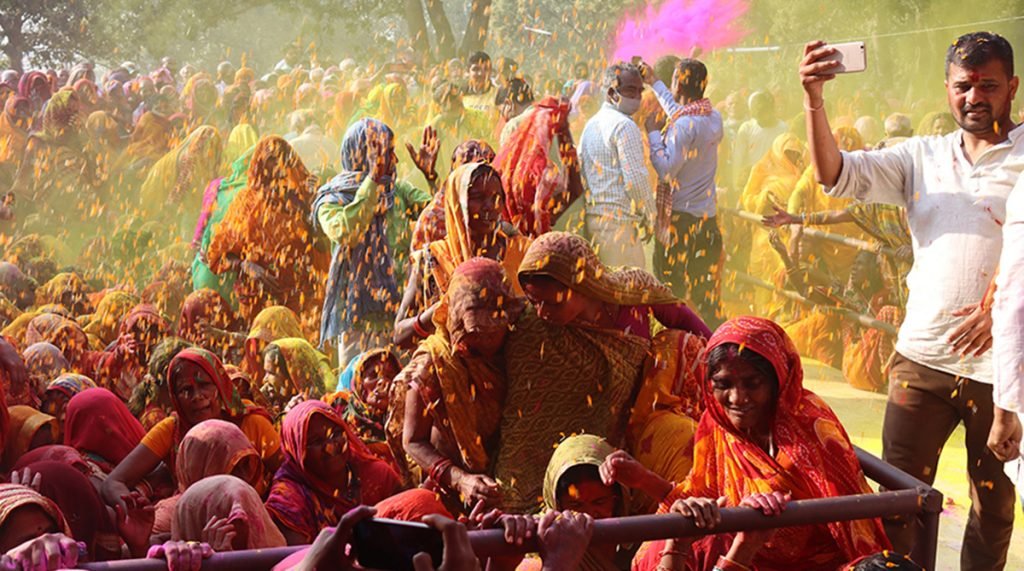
[{"xmin": 633, "ymin": 316, "xmax": 889, "ymax": 571}]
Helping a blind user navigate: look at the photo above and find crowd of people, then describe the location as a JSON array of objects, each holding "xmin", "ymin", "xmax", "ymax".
[{"xmin": 0, "ymin": 23, "xmax": 1019, "ymax": 571}]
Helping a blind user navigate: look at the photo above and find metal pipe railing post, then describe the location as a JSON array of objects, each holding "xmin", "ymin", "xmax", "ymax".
[{"xmin": 910, "ymin": 487, "xmax": 943, "ymax": 571}]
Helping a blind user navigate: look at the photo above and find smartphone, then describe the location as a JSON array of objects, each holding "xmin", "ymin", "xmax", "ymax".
[
  {"xmin": 630, "ymin": 55, "xmax": 642, "ymax": 66},
  {"xmin": 819, "ymin": 41, "xmax": 866, "ymax": 74},
  {"xmin": 352, "ymin": 518, "xmax": 444, "ymax": 571}
]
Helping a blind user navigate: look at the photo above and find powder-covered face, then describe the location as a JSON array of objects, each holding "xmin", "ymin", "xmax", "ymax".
[
  {"xmin": 946, "ymin": 60, "xmax": 1018, "ymax": 136},
  {"xmin": 172, "ymin": 361, "xmax": 222, "ymax": 426}
]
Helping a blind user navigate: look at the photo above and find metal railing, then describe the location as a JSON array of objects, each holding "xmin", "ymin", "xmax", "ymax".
[
  {"xmin": 81, "ymin": 446, "xmax": 942, "ymax": 570},
  {"xmin": 721, "ymin": 207, "xmax": 901, "ymax": 258}
]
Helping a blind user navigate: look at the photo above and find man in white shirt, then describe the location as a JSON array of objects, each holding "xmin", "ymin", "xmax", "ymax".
[
  {"xmin": 800, "ymin": 32, "xmax": 1021, "ymax": 570},
  {"xmin": 579, "ymin": 62, "xmax": 655, "ymax": 270},
  {"xmin": 287, "ymin": 110, "xmax": 339, "ymax": 177}
]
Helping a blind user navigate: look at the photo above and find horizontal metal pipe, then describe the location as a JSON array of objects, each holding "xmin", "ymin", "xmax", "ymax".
[
  {"xmin": 722, "ymin": 207, "xmax": 900, "ymax": 257},
  {"xmin": 729, "ymin": 271, "xmax": 899, "ymax": 335},
  {"xmin": 854, "ymin": 446, "xmax": 932, "ymax": 494},
  {"xmin": 81, "ymin": 489, "xmax": 924, "ymax": 570}
]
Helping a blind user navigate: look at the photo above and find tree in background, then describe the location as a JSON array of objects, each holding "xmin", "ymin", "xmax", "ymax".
[{"xmin": 0, "ymin": 0, "xmax": 96, "ymax": 72}]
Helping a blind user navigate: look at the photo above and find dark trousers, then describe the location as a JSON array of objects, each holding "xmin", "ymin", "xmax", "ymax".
[
  {"xmin": 654, "ymin": 212, "xmax": 724, "ymax": 329},
  {"xmin": 882, "ymin": 353, "xmax": 1015, "ymax": 570}
]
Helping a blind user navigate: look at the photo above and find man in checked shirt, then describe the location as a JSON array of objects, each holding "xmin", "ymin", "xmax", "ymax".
[{"xmin": 578, "ymin": 62, "xmax": 655, "ymax": 271}]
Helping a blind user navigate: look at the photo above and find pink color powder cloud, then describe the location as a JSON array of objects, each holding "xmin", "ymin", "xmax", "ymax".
[{"xmin": 611, "ymin": 0, "xmax": 750, "ymax": 63}]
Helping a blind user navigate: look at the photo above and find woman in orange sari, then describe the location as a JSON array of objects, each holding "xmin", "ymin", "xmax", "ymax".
[
  {"xmin": 207, "ymin": 136, "xmax": 329, "ymax": 331},
  {"xmin": 394, "ymin": 162, "xmax": 530, "ymax": 348},
  {"xmin": 632, "ymin": 316, "xmax": 889, "ymax": 571}
]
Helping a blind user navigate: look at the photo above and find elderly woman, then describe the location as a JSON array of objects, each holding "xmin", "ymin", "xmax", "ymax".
[
  {"xmin": 266, "ymin": 400, "xmax": 401, "ymax": 544},
  {"xmin": 632, "ymin": 316, "xmax": 890, "ymax": 571},
  {"xmin": 517, "ymin": 231, "xmax": 711, "ymax": 338},
  {"xmin": 100, "ymin": 348, "xmax": 279, "ymax": 512},
  {"xmin": 392, "ymin": 258, "xmax": 523, "ymax": 509}
]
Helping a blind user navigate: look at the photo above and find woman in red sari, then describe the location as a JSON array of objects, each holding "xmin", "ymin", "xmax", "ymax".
[
  {"xmin": 266, "ymin": 400, "xmax": 402, "ymax": 545},
  {"xmin": 632, "ymin": 316, "xmax": 889, "ymax": 571}
]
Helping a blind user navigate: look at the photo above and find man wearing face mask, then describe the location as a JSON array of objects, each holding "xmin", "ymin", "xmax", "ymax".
[{"xmin": 579, "ymin": 62, "xmax": 655, "ymax": 270}]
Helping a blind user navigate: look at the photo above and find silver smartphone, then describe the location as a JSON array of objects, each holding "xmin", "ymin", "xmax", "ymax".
[{"xmin": 820, "ymin": 41, "xmax": 867, "ymax": 74}]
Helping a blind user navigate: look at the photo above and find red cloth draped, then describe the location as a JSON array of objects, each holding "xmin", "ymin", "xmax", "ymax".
[
  {"xmin": 633, "ymin": 316, "xmax": 889, "ymax": 571},
  {"xmin": 494, "ymin": 97, "xmax": 570, "ymax": 237}
]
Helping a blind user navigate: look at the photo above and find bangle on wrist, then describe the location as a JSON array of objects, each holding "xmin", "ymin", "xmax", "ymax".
[
  {"xmin": 714, "ymin": 556, "xmax": 752, "ymax": 571},
  {"xmin": 428, "ymin": 458, "xmax": 454, "ymax": 486},
  {"xmin": 803, "ymin": 97, "xmax": 825, "ymax": 112},
  {"xmin": 412, "ymin": 313, "xmax": 430, "ymax": 338}
]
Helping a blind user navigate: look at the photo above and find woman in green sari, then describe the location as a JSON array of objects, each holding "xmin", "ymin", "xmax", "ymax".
[{"xmin": 191, "ymin": 145, "xmax": 257, "ymax": 306}]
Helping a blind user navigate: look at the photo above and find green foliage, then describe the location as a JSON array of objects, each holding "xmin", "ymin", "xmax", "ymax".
[{"xmin": 0, "ymin": 0, "xmax": 96, "ymax": 71}]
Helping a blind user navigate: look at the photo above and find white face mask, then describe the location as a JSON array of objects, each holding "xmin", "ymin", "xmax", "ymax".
[{"xmin": 614, "ymin": 89, "xmax": 641, "ymax": 116}]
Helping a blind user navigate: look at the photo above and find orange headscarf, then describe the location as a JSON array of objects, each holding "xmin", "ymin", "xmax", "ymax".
[
  {"xmin": 426, "ymin": 162, "xmax": 528, "ymax": 296},
  {"xmin": 634, "ymin": 316, "xmax": 889, "ymax": 570}
]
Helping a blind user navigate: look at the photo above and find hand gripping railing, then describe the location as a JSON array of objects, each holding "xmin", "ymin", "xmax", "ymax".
[{"xmin": 81, "ymin": 446, "xmax": 942, "ymax": 570}]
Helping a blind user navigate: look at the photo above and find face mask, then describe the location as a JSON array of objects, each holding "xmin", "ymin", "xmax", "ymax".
[{"xmin": 614, "ymin": 89, "xmax": 641, "ymax": 116}]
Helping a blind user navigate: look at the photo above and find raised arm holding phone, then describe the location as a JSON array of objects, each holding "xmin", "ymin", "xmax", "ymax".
[{"xmin": 799, "ymin": 33, "xmax": 1022, "ymax": 571}]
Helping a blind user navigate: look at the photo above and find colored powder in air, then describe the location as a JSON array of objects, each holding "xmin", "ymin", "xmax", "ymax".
[{"xmin": 611, "ymin": 0, "xmax": 750, "ymax": 63}]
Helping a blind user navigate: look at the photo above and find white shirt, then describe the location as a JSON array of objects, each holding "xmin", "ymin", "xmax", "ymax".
[
  {"xmin": 993, "ymin": 176, "xmax": 1024, "ymax": 410},
  {"xmin": 827, "ymin": 128, "xmax": 1024, "ymax": 383},
  {"xmin": 993, "ymin": 177, "xmax": 1024, "ymax": 484},
  {"xmin": 579, "ymin": 102, "xmax": 655, "ymax": 225}
]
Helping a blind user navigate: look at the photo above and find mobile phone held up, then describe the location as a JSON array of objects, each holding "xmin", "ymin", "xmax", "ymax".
[
  {"xmin": 819, "ymin": 41, "xmax": 867, "ymax": 74},
  {"xmin": 352, "ymin": 518, "xmax": 444, "ymax": 571}
]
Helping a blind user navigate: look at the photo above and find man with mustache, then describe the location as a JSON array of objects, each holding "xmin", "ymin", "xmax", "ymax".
[{"xmin": 799, "ymin": 32, "xmax": 1022, "ymax": 570}]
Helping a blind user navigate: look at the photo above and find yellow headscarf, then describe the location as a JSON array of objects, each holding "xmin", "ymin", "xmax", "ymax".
[
  {"xmin": 80, "ymin": 291, "xmax": 140, "ymax": 349},
  {"xmin": 224, "ymin": 123, "xmax": 258, "ymax": 167},
  {"xmin": 517, "ymin": 231, "xmax": 678, "ymax": 307},
  {"xmin": 270, "ymin": 337, "xmax": 334, "ymax": 397}
]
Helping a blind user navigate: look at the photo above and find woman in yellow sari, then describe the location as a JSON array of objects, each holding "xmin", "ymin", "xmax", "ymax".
[
  {"xmin": 114, "ymin": 111, "xmax": 172, "ymax": 193},
  {"xmin": 242, "ymin": 305, "xmax": 308, "ymax": 386},
  {"xmin": 223, "ymin": 122, "xmax": 258, "ymax": 166},
  {"xmin": 138, "ymin": 124, "xmax": 223, "ymax": 242},
  {"xmin": 80, "ymin": 291, "xmax": 139, "ymax": 350},
  {"xmin": 734, "ymin": 133, "xmax": 808, "ymax": 314},
  {"xmin": 625, "ymin": 330, "xmax": 705, "ymax": 513},
  {"xmin": 390, "ymin": 258, "xmax": 523, "ymax": 510},
  {"xmin": 260, "ymin": 337, "xmax": 334, "ymax": 412},
  {"xmin": 0, "ymin": 97, "xmax": 30, "ymax": 186}
]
